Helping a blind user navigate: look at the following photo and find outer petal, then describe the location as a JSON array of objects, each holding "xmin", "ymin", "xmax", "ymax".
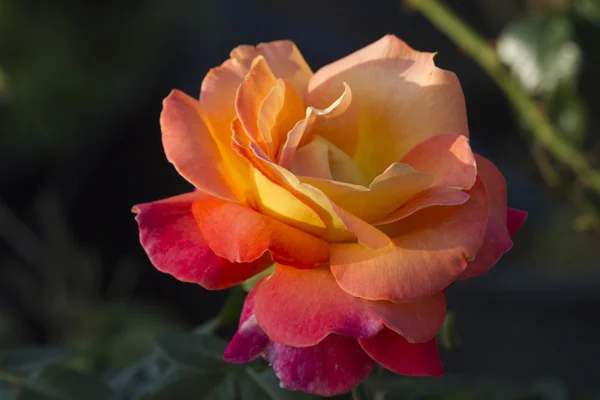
[
  {"xmin": 459, "ymin": 155, "xmax": 516, "ymax": 279},
  {"xmin": 161, "ymin": 90, "xmax": 246, "ymax": 200},
  {"xmin": 507, "ymin": 207, "xmax": 527, "ymax": 236},
  {"xmin": 254, "ymin": 265, "xmax": 383, "ymax": 347},
  {"xmin": 133, "ymin": 192, "xmax": 270, "ymax": 290},
  {"xmin": 306, "ymin": 35, "xmax": 468, "ymax": 181},
  {"xmin": 253, "ymin": 264, "xmax": 446, "ymax": 346},
  {"xmin": 400, "ymin": 134, "xmax": 476, "ymax": 189},
  {"xmin": 224, "ymin": 278, "xmax": 270, "ymax": 363},
  {"xmin": 374, "ymin": 187, "xmax": 470, "ymax": 226},
  {"xmin": 191, "ymin": 195, "xmax": 329, "ymax": 269},
  {"xmin": 264, "ymin": 335, "xmax": 374, "ymax": 397},
  {"xmin": 330, "ymin": 178, "xmax": 489, "ymax": 303},
  {"xmin": 359, "ymin": 328, "xmax": 443, "ymax": 376}
]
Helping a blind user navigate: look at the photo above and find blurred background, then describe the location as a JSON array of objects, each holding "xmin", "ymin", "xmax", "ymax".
[{"xmin": 1, "ymin": 0, "xmax": 599, "ymax": 398}]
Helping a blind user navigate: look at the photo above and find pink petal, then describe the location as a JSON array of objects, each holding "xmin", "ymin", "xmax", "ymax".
[
  {"xmin": 400, "ymin": 134, "xmax": 477, "ymax": 189},
  {"xmin": 253, "ymin": 264, "xmax": 445, "ymax": 347},
  {"xmin": 459, "ymin": 155, "xmax": 519, "ymax": 279},
  {"xmin": 253, "ymin": 265, "xmax": 383, "ymax": 347},
  {"xmin": 374, "ymin": 187, "xmax": 470, "ymax": 226},
  {"xmin": 133, "ymin": 192, "xmax": 270, "ymax": 290},
  {"xmin": 359, "ymin": 328, "xmax": 443, "ymax": 376},
  {"xmin": 224, "ymin": 278, "xmax": 270, "ymax": 363},
  {"xmin": 330, "ymin": 178, "xmax": 489, "ymax": 303},
  {"xmin": 264, "ymin": 334, "xmax": 374, "ymax": 397}
]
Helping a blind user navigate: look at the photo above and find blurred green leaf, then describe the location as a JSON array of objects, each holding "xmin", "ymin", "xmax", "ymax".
[
  {"xmin": 18, "ymin": 367, "xmax": 115, "ymax": 400},
  {"xmin": 0, "ymin": 380, "xmax": 16, "ymax": 400},
  {"xmin": 241, "ymin": 265, "xmax": 274, "ymax": 293},
  {"xmin": 437, "ymin": 312, "xmax": 460, "ymax": 352},
  {"xmin": 144, "ymin": 365, "xmax": 235, "ymax": 400},
  {"xmin": 497, "ymin": 14, "xmax": 581, "ymax": 96},
  {"xmin": 197, "ymin": 287, "xmax": 247, "ymax": 334},
  {"xmin": 241, "ymin": 368, "xmax": 315, "ymax": 400},
  {"xmin": 575, "ymin": 0, "xmax": 600, "ymax": 24},
  {"xmin": 548, "ymin": 83, "xmax": 588, "ymax": 147},
  {"xmin": 154, "ymin": 332, "xmax": 227, "ymax": 372},
  {"xmin": 109, "ymin": 351, "xmax": 171, "ymax": 400},
  {"xmin": 0, "ymin": 348, "xmax": 76, "ymax": 375}
]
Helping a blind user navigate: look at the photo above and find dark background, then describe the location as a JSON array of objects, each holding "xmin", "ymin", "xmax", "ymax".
[{"xmin": 1, "ymin": 0, "xmax": 599, "ymax": 396}]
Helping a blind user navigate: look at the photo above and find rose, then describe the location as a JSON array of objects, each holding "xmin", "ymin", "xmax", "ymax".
[{"xmin": 134, "ymin": 35, "xmax": 526, "ymax": 396}]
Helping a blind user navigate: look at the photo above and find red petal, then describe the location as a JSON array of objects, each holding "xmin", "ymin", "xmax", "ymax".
[
  {"xmin": 507, "ymin": 207, "xmax": 527, "ymax": 236},
  {"xmin": 133, "ymin": 192, "xmax": 270, "ymax": 289},
  {"xmin": 264, "ymin": 334, "xmax": 374, "ymax": 397},
  {"xmin": 192, "ymin": 195, "xmax": 329, "ymax": 269},
  {"xmin": 460, "ymin": 155, "xmax": 518, "ymax": 279},
  {"xmin": 224, "ymin": 278, "xmax": 270, "ymax": 363},
  {"xmin": 359, "ymin": 328, "xmax": 443, "ymax": 376}
]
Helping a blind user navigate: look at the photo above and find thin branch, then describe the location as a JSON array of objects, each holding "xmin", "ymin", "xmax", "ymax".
[{"xmin": 406, "ymin": 0, "xmax": 600, "ymax": 194}]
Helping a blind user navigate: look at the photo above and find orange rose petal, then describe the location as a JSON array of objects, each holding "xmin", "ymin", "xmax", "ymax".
[
  {"xmin": 134, "ymin": 192, "xmax": 271, "ymax": 290},
  {"xmin": 200, "ymin": 57, "xmax": 248, "ymax": 140},
  {"xmin": 279, "ymin": 83, "xmax": 352, "ymax": 169},
  {"xmin": 301, "ymin": 162, "xmax": 433, "ymax": 223},
  {"xmin": 330, "ymin": 178, "xmax": 489, "ymax": 303},
  {"xmin": 306, "ymin": 35, "xmax": 468, "ymax": 180},
  {"xmin": 327, "ymin": 201, "xmax": 391, "ymax": 249},
  {"xmin": 161, "ymin": 90, "xmax": 245, "ymax": 201},
  {"xmin": 374, "ymin": 187, "xmax": 470, "ymax": 226},
  {"xmin": 359, "ymin": 329, "xmax": 443, "ymax": 376},
  {"xmin": 290, "ymin": 136, "xmax": 334, "ymax": 180},
  {"xmin": 400, "ymin": 134, "xmax": 477, "ymax": 189},
  {"xmin": 235, "ymin": 56, "xmax": 278, "ymax": 152},
  {"xmin": 192, "ymin": 194, "xmax": 329, "ymax": 269},
  {"xmin": 201, "ymin": 40, "xmax": 311, "ymax": 139},
  {"xmin": 459, "ymin": 155, "xmax": 517, "ymax": 279},
  {"xmin": 255, "ymin": 40, "xmax": 313, "ymax": 96},
  {"xmin": 259, "ymin": 79, "xmax": 305, "ymax": 159}
]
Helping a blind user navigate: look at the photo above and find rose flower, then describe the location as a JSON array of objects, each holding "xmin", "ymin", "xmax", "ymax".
[{"xmin": 134, "ymin": 35, "xmax": 526, "ymax": 396}]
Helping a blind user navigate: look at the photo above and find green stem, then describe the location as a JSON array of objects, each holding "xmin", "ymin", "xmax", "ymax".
[
  {"xmin": 407, "ymin": 0, "xmax": 600, "ymax": 193},
  {"xmin": 352, "ymin": 382, "xmax": 370, "ymax": 400}
]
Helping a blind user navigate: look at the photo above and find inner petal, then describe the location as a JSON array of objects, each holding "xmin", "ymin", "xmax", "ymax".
[{"xmin": 291, "ymin": 135, "xmax": 368, "ymax": 186}]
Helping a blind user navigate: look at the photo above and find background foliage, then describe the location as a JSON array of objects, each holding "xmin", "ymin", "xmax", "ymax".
[{"xmin": 1, "ymin": 0, "xmax": 599, "ymax": 398}]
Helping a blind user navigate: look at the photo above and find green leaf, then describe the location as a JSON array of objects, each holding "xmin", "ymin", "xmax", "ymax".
[
  {"xmin": 0, "ymin": 348, "xmax": 76, "ymax": 375},
  {"xmin": 548, "ymin": 83, "xmax": 588, "ymax": 147},
  {"xmin": 436, "ymin": 312, "xmax": 460, "ymax": 352},
  {"xmin": 241, "ymin": 265, "xmax": 274, "ymax": 293},
  {"xmin": 18, "ymin": 367, "xmax": 116, "ymax": 400},
  {"xmin": 0, "ymin": 380, "xmax": 16, "ymax": 400},
  {"xmin": 144, "ymin": 365, "xmax": 235, "ymax": 400},
  {"xmin": 109, "ymin": 351, "xmax": 172, "ymax": 400},
  {"xmin": 241, "ymin": 368, "xmax": 315, "ymax": 400},
  {"xmin": 497, "ymin": 14, "xmax": 581, "ymax": 96},
  {"xmin": 154, "ymin": 332, "xmax": 228, "ymax": 372},
  {"xmin": 197, "ymin": 287, "xmax": 247, "ymax": 334}
]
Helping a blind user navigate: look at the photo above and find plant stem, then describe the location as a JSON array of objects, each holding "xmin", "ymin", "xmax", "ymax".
[
  {"xmin": 406, "ymin": 0, "xmax": 600, "ymax": 193},
  {"xmin": 352, "ymin": 382, "xmax": 370, "ymax": 400}
]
